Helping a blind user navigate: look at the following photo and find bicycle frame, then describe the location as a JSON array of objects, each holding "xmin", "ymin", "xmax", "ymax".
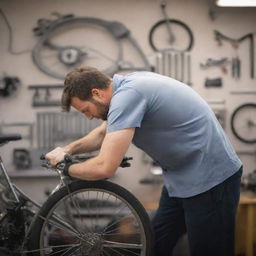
[
  {"xmin": 0, "ymin": 155, "xmax": 20, "ymax": 203},
  {"xmin": 0, "ymin": 150, "xmax": 79, "ymax": 255}
]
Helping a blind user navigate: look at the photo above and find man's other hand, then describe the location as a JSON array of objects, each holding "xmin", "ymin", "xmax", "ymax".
[{"xmin": 45, "ymin": 147, "xmax": 67, "ymax": 167}]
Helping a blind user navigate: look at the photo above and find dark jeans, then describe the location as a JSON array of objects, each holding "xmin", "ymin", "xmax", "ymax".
[{"xmin": 152, "ymin": 167, "xmax": 242, "ymax": 256}]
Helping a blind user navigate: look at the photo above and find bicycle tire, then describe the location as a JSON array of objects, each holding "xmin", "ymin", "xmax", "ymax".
[
  {"xmin": 27, "ymin": 179, "xmax": 153, "ymax": 256},
  {"xmin": 149, "ymin": 19, "xmax": 194, "ymax": 52},
  {"xmin": 231, "ymin": 103, "xmax": 256, "ymax": 144}
]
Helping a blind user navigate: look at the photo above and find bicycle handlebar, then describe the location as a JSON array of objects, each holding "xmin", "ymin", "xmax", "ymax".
[{"xmin": 40, "ymin": 154, "xmax": 133, "ymax": 173}]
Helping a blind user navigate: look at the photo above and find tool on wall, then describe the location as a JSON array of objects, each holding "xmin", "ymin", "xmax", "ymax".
[
  {"xmin": 230, "ymin": 89, "xmax": 256, "ymax": 95},
  {"xmin": 207, "ymin": 0, "xmax": 217, "ymax": 21},
  {"xmin": 32, "ymin": 13, "xmax": 152, "ymax": 79},
  {"xmin": 149, "ymin": 2, "xmax": 194, "ymax": 53},
  {"xmin": 200, "ymin": 57, "xmax": 229, "ymax": 74},
  {"xmin": 204, "ymin": 77, "xmax": 222, "ymax": 88},
  {"xmin": 214, "ymin": 30, "xmax": 254, "ymax": 79},
  {"xmin": 28, "ymin": 85, "xmax": 63, "ymax": 107},
  {"xmin": 231, "ymin": 57, "xmax": 241, "ymax": 79},
  {"xmin": 155, "ymin": 51, "xmax": 192, "ymax": 85},
  {"xmin": 0, "ymin": 75, "xmax": 20, "ymax": 97}
]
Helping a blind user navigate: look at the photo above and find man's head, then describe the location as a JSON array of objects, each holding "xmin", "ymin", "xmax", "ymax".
[{"xmin": 61, "ymin": 66, "xmax": 112, "ymax": 120}]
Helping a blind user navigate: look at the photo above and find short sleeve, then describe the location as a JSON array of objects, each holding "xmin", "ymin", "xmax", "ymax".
[{"xmin": 107, "ymin": 88, "xmax": 147, "ymax": 133}]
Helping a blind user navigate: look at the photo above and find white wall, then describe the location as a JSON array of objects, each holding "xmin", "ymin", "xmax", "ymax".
[{"xmin": 0, "ymin": 0, "xmax": 255, "ymax": 203}]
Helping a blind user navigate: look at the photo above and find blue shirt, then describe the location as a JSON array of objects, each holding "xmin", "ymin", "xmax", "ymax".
[{"xmin": 107, "ymin": 72, "xmax": 242, "ymax": 198}]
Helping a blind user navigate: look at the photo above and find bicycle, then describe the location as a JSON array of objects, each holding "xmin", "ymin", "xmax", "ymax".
[
  {"xmin": 149, "ymin": 1, "xmax": 194, "ymax": 52},
  {"xmin": 0, "ymin": 134, "xmax": 153, "ymax": 256}
]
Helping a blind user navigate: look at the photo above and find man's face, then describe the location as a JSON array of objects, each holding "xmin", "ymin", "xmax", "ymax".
[
  {"xmin": 71, "ymin": 96, "xmax": 109, "ymax": 121},
  {"xmin": 89, "ymin": 97, "xmax": 109, "ymax": 120}
]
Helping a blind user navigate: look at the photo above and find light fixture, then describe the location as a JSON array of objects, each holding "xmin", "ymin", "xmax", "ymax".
[{"xmin": 216, "ymin": 0, "xmax": 256, "ymax": 7}]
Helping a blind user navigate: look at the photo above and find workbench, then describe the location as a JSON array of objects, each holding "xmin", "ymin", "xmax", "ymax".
[{"xmin": 236, "ymin": 191, "xmax": 256, "ymax": 256}]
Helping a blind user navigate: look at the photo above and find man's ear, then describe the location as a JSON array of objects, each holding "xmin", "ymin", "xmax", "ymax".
[{"xmin": 91, "ymin": 88, "xmax": 101, "ymax": 98}]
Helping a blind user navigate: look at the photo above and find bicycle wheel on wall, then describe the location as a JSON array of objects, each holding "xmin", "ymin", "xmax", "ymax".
[
  {"xmin": 231, "ymin": 103, "xmax": 256, "ymax": 144},
  {"xmin": 32, "ymin": 17, "xmax": 123, "ymax": 79},
  {"xmin": 27, "ymin": 180, "xmax": 153, "ymax": 256},
  {"xmin": 149, "ymin": 19, "xmax": 194, "ymax": 52}
]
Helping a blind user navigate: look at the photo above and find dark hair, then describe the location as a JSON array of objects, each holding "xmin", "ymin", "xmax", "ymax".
[{"xmin": 61, "ymin": 66, "xmax": 111, "ymax": 111}]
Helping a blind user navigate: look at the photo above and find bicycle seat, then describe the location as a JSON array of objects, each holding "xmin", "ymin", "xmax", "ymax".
[{"xmin": 0, "ymin": 134, "xmax": 22, "ymax": 144}]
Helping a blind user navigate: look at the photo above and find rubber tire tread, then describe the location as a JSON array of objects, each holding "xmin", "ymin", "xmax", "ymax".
[{"xmin": 27, "ymin": 179, "xmax": 153, "ymax": 256}]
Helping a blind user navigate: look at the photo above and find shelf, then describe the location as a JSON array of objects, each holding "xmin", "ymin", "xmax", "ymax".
[{"xmin": 8, "ymin": 168, "xmax": 58, "ymax": 179}]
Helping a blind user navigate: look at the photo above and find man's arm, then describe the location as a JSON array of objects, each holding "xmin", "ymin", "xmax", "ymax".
[
  {"xmin": 64, "ymin": 121, "xmax": 107, "ymax": 154},
  {"xmin": 68, "ymin": 128, "xmax": 135, "ymax": 180},
  {"xmin": 46, "ymin": 121, "xmax": 107, "ymax": 166}
]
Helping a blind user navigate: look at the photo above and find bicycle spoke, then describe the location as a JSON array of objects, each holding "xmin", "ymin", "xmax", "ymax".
[
  {"xmin": 24, "ymin": 243, "xmax": 80, "ymax": 254},
  {"xmin": 55, "ymin": 244, "xmax": 82, "ymax": 256},
  {"xmin": 106, "ymin": 245, "xmax": 141, "ymax": 256},
  {"xmin": 36, "ymin": 212, "xmax": 82, "ymax": 237},
  {"xmin": 102, "ymin": 249, "xmax": 112, "ymax": 256},
  {"xmin": 102, "ymin": 212, "xmax": 135, "ymax": 234},
  {"xmin": 103, "ymin": 240, "xmax": 142, "ymax": 249}
]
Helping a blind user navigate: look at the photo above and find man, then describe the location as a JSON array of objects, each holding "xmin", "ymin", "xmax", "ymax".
[{"xmin": 46, "ymin": 66, "xmax": 242, "ymax": 256}]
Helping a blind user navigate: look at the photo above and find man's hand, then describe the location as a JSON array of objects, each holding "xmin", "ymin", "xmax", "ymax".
[{"xmin": 45, "ymin": 147, "xmax": 67, "ymax": 167}]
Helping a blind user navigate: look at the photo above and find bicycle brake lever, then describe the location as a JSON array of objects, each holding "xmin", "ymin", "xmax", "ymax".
[
  {"xmin": 120, "ymin": 157, "xmax": 133, "ymax": 168},
  {"xmin": 40, "ymin": 154, "xmax": 46, "ymax": 160},
  {"xmin": 64, "ymin": 154, "xmax": 72, "ymax": 163}
]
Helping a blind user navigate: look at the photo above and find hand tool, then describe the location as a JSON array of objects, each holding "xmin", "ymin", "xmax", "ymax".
[{"xmin": 214, "ymin": 30, "xmax": 254, "ymax": 79}]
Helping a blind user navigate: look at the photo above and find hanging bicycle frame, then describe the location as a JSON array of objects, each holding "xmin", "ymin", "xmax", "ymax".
[{"xmin": 32, "ymin": 15, "xmax": 152, "ymax": 79}]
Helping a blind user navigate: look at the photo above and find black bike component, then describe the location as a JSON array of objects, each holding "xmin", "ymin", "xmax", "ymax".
[
  {"xmin": 0, "ymin": 134, "xmax": 22, "ymax": 144},
  {"xmin": 204, "ymin": 77, "xmax": 222, "ymax": 87},
  {"xmin": 149, "ymin": 19, "xmax": 194, "ymax": 52},
  {"xmin": 231, "ymin": 103, "xmax": 256, "ymax": 144},
  {"xmin": 28, "ymin": 180, "xmax": 153, "ymax": 256},
  {"xmin": 0, "ymin": 76, "xmax": 20, "ymax": 97},
  {"xmin": 0, "ymin": 205, "xmax": 25, "ymax": 251},
  {"xmin": 61, "ymin": 155, "xmax": 73, "ymax": 177},
  {"xmin": 120, "ymin": 157, "xmax": 133, "ymax": 168}
]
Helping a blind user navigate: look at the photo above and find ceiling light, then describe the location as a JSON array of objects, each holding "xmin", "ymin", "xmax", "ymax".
[{"xmin": 216, "ymin": 0, "xmax": 256, "ymax": 6}]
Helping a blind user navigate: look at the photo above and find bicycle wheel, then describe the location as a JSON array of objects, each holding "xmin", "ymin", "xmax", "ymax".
[
  {"xmin": 32, "ymin": 17, "xmax": 123, "ymax": 79},
  {"xmin": 149, "ymin": 19, "xmax": 194, "ymax": 52},
  {"xmin": 27, "ymin": 180, "xmax": 153, "ymax": 256},
  {"xmin": 231, "ymin": 103, "xmax": 256, "ymax": 144}
]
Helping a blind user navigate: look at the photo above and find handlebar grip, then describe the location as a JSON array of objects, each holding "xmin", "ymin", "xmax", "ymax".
[
  {"xmin": 40, "ymin": 154, "xmax": 46, "ymax": 160},
  {"xmin": 64, "ymin": 154, "xmax": 72, "ymax": 162}
]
